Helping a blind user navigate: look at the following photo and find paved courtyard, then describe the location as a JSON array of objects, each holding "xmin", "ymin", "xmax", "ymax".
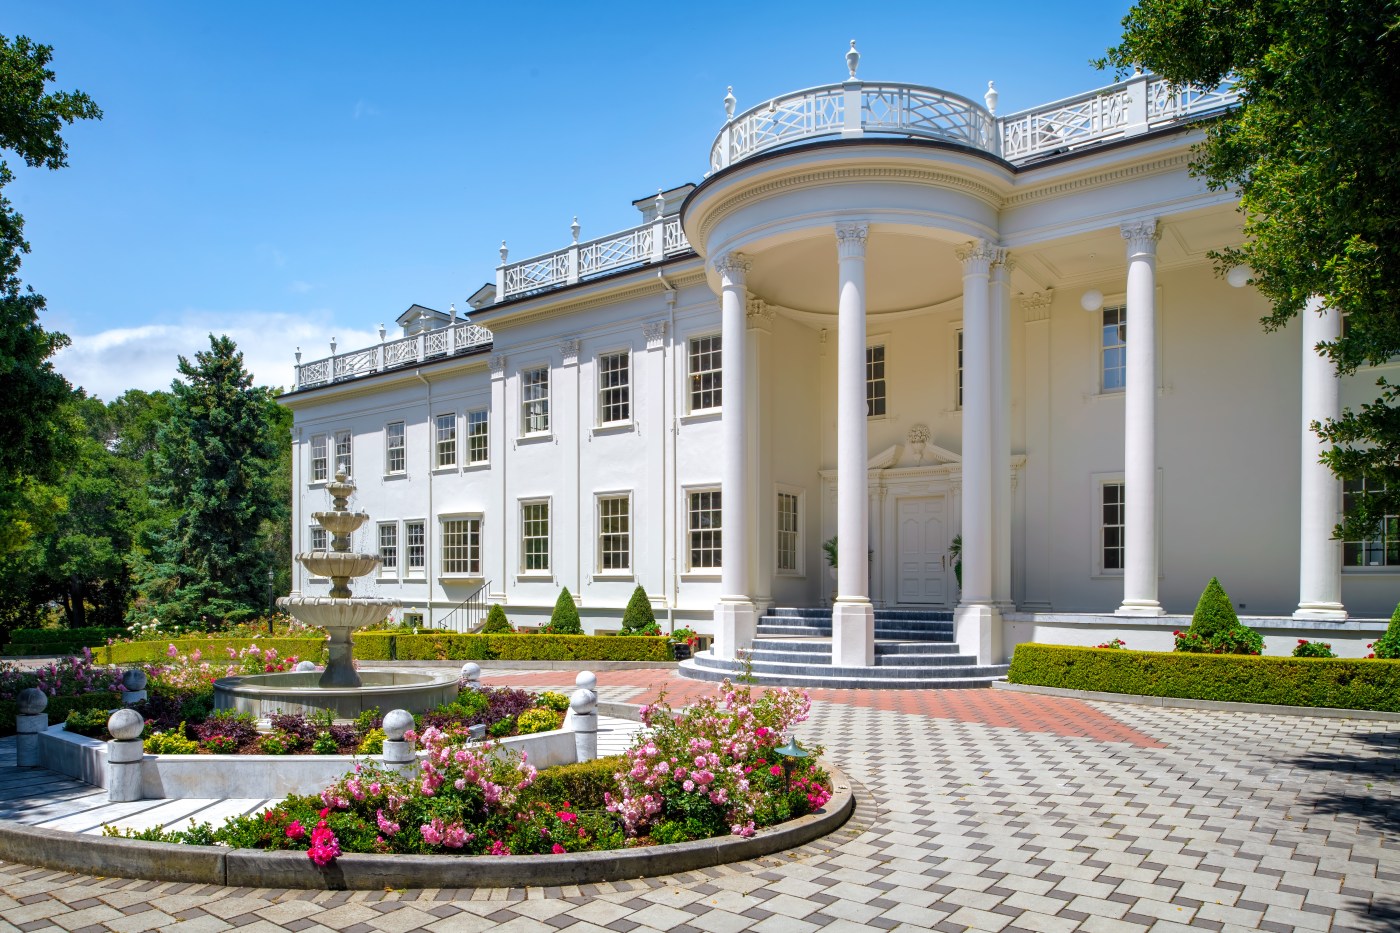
[{"xmin": 1, "ymin": 668, "xmax": 1396, "ymax": 932}]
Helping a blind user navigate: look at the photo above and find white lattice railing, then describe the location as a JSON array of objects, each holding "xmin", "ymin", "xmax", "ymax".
[
  {"xmin": 296, "ymin": 323, "xmax": 494, "ymax": 390},
  {"xmin": 496, "ymin": 215, "xmax": 692, "ymax": 301}
]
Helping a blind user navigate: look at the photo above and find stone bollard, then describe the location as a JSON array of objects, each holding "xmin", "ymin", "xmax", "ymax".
[
  {"xmin": 570, "ymin": 685, "xmax": 598, "ymax": 764},
  {"xmin": 563, "ymin": 670, "xmax": 597, "ymax": 731},
  {"xmin": 122, "ymin": 668, "xmax": 148, "ymax": 706},
  {"xmin": 460, "ymin": 662, "xmax": 481, "ymax": 690},
  {"xmin": 15, "ymin": 688, "xmax": 48, "ymax": 768},
  {"xmin": 294, "ymin": 660, "xmax": 317, "ymax": 673},
  {"xmin": 107, "ymin": 708, "xmax": 146, "ymax": 802},
  {"xmin": 380, "ymin": 709, "xmax": 417, "ymax": 776}
]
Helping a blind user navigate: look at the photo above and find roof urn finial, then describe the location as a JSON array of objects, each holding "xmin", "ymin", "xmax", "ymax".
[
  {"xmin": 449, "ymin": 302, "xmax": 456, "ymax": 319},
  {"xmin": 985, "ymin": 80, "xmax": 998, "ymax": 115},
  {"xmin": 377, "ymin": 323, "xmax": 386, "ymax": 342},
  {"xmin": 846, "ymin": 40, "xmax": 859, "ymax": 80},
  {"xmin": 295, "ymin": 347, "xmax": 301, "ymax": 364},
  {"xmin": 499, "ymin": 241, "xmax": 509, "ymax": 265},
  {"xmin": 570, "ymin": 216, "xmax": 580, "ymax": 244},
  {"xmin": 723, "ymin": 86, "xmax": 736, "ymax": 121},
  {"xmin": 655, "ymin": 188, "xmax": 666, "ymax": 215},
  {"xmin": 330, "ymin": 337, "xmax": 337, "ymax": 355}
]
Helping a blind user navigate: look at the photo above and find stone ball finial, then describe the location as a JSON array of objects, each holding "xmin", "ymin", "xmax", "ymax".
[
  {"xmin": 383, "ymin": 709, "xmax": 414, "ymax": 741},
  {"xmin": 17, "ymin": 687, "xmax": 47, "ymax": 715},
  {"xmin": 570, "ymin": 689, "xmax": 597, "ymax": 714},
  {"xmin": 575, "ymin": 670, "xmax": 597, "ymax": 692},
  {"xmin": 846, "ymin": 40, "xmax": 860, "ymax": 79},
  {"xmin": 295, "ymin": 660, "xmax": 317, "ymax": 672},
  {"xmin": 460, "ymin": 662, "xmax": 481, "ymax": 683},
  {"xmin": 122, "ymin": 669, "xmax": 147, "ymax": 692},
  {"xmin": 108, "ymin": 707, "xmax": 145, "ymax": 742}
]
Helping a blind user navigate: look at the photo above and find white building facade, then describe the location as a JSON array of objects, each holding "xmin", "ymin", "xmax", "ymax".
[{"xmin": 281, "ymin": 49, "xmax": 1396, "ymax": 671}]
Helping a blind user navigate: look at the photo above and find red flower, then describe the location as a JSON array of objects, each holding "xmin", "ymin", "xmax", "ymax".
[{"xmin": 285, "ymin": 820, "xmax": 305, "ymax": 840}]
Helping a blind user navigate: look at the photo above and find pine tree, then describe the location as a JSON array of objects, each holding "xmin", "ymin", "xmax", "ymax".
[
  {"xmin": 135, "ymin": 335, "xmax": 285, "ymax": 626},
  {"xmin": 620, "ymin": 585, "xmax": 656, "ymax": 633},
  {"xmin": 547, "ymin": 587, "xmax": 582, "ymax": 635},
  {"xmin": 480, "ymin": 604, "xmax": 512, "ymax": 634}
]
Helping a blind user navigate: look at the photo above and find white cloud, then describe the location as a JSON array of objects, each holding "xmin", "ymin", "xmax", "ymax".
[{"xmin": 52, "ymin": 310, "xmax": 382, "ymax": 401}]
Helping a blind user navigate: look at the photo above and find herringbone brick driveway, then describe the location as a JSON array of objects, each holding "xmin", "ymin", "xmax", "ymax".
[{"xmin": 1, "ymin": 669, "xmax": 1396, "ymax": 932}]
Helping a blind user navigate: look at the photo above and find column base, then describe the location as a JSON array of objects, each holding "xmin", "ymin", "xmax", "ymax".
[
  {"xmin": 1293, "ymin": 603, "xmax": 1348, "ymax": 622},
  {"xmin": 1115, "ymin": 600, "xmax": 1166, "ymax": 617},
  {"xmin": 832, "ymin": 599, "xmax": 875, "ymax": 667},
  {"xmin": 713, "ymin": 600, "xmax": 757, "ymax": 661},
  {"xmin": 954, "ymin": 603, "xmax": 1004, "ymax": 666}
]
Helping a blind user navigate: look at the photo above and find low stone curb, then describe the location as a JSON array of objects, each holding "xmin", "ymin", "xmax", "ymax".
[
  {"xmin": 0, "ymin": 764, "xmax": 852, "ymax": 889},
  {"xmin": 398, "ymin": 660, "xmax": 679, "ymax": 671},
  {"xmin": 994, "ymin": 680, "xmax": 1400, "ymax": 720}
]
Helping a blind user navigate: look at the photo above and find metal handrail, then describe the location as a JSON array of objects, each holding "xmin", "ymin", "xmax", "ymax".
[{"xmin": 438, "ymin": 579, "xmax": 492, "ymax": 634}]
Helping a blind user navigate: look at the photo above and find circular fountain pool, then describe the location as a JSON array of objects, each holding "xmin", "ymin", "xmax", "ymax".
[{"xmin": 213, "ymin": 668, "xmax": 460, "ymax": 720}]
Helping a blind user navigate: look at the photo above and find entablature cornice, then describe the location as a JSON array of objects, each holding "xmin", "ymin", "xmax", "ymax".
[{"xmin": 485, "ymin": 264, "xmax": 708, "ymax": 334}]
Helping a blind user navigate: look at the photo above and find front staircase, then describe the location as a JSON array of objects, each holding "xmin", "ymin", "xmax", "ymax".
[{"xmin": 678, "ymin": 607, "xmax": 1009, "ymax": 689}]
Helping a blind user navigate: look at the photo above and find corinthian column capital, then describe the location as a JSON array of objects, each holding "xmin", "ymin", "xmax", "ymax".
[
  {"xmin": 835, "ymin": 222, "xmax": 869, "ymax": 259},
  {"xmin": 1120, "ymin": 219, "xmax": 1160, "ymax": 256},
  {"xmin": 955, "ymin": 238, "xmax": 997, "ymax": 275},
  {"xmin": 713, "ymin": 252, "xmax": 751, "ymax": 286}
]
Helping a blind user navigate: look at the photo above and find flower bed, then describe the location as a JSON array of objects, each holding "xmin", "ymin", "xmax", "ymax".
[
  {"xmin": 0, "ymin": 655, "xmax": 125, "ymax": 735},
  {"xmin": 1007, "ymin": 643, "xmax": 1400, "ymax": 711},
  {"xmin": 107, "ymin": 680, "xmax": 831, "ymax": 861}
]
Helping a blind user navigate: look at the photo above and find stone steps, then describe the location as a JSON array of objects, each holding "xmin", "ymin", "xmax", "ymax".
[{"xmin": 679, "ymin": 651, "xmax": 1008, "ymax": 690}]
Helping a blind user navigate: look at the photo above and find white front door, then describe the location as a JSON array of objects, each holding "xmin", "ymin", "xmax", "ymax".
[{"xmin": 897, "ymin": 496, "xmax": 948, "ymax": 605}]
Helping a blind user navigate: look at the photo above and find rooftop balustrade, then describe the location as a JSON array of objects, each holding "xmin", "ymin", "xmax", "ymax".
[{"xmin": 294, "ymin": 320, "xmax": 493, "ymax": 391}]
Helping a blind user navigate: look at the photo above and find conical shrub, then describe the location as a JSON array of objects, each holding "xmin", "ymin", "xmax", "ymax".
[
  {"xmin": 1372, "ymin": 602, "xmax": 1400, "ymax": 659},
  {"xmin": 548, "ymin": 587, "xmax": 582, "ymax": 635},
  {"xmin": 480, "ymin": 604, "xmax": 512, "ymax": 634},
  {"xmin": 1188, "ymin": 577, "xmax": 1240, "ymax": 639},
  {"xmin": 621, "ymin": 585, "xmax": 656, "ymax": 633}
]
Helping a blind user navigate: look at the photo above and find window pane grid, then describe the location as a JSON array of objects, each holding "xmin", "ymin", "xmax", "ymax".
[
  {"xmin": 689, "ymin": 336, "xmax": 722, "ymax": 412},
  {"xmin": 522, "ymin": 502, "xmax": 550, "ymax": 571},
  {"xmin": 599, "ymin": 496, "xmax": 630, "ymax": 571},
  {"xmin": 385, "ymin": 422, "xmax": 405, "ymax": 474},
  {"xmin": 1102, "ymin": 483, "xmax": 1125, "ymax": 571},
  {"xmin": 1343, "ymin": 478, "xmax": 1399, "ymax": 567},
  {"xmin": 599, "ymin": 352, "xmax": 630, "ymax": 424},
  {"xmin": 405, "ymin": 521, "xmax": 425, "ymax": 571},
  {"xmin": 866, "ymin": 346, "xmax": 886, "ymax": 417},
  {"xmin": 310, "ymin": 526, "xmax": 327, "ymax": 552},
  {"xmin": 442, "ymin": 518, "xmax": 481, "ymax": 575},
  {"xmin": 311, "ymin": 435, "xmax": 328, "ymax": 483},
  {"xmin": 467, "ymin": 410, "xmax": 489, "ymax": 463},
  {"xmin": 777, "ymin": 492, "xmax": 799, "ymax": 572},
  {"xmin": 378, "ymin": 523, "xmax": 398, "ymax": 571},
  {"xmin": 334, "ymin": 430, "xmax": 352, "ymax": 478},
  {"xmin": 435, "ymin": 413, "xmax": 457, "ymax": 468},
  {"xmin": 522, "ymin": 368, "xmax": 550, "ymax": 434},
  {"xmin": 956, "ymin": 330, "xmax": 964, "ymax": 409},
  {"xmin": 1102, "ymin": 306, "xmax": 1126, "ymax": 391},
  {"xmin": 689, "ymin": 490, "xmax": 722, "ymax": 569}
]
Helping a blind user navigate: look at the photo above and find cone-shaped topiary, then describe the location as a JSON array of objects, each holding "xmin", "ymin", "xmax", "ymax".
[
  {"xmin": 621, "ymin": 585, "xmax": 656, "ymax": 633},
  {"xmin": 1188, "ymin": 577, "xmax": 1240, "ymax": 639},
  {"xmin": 1372, "ymin": 602, "xmax": 1400, "ymax": 659},
  {"xmin": 480, "ymin": 604, "xmax": 512, "ymax": 634},
  {"xmin": 548, "ymin": 588, "xmax": 582, "ymax": 634}
]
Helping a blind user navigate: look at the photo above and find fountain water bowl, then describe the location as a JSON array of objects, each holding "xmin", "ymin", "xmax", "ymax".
[{"xmin": 214, "ymin": 471, "xmax": 458, "ymax": 719}]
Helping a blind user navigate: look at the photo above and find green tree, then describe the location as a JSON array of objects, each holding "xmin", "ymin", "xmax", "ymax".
[
  {"xmin": 480, "ymin": 604, "xmax": 513, "ymax": 634},
  {"xmin": 135, "ymin": 336, "xmax": 286, "ymax": 626},
  {"xmin": 546, "ymin": 587, "xmax": 582, "ymax": 635},
  {"xmin": 0, "ymin": 35, "xmax": 100, "ymax": 556},
  {"xmin": 1100, "ymin": 0, "xmax": 1400, "ymax": 538},
  {"xmin": 620, "ymin": 585, "xmax": 656, "ymax": 634}
]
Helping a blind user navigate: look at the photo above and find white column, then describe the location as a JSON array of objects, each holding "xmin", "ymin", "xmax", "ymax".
[
  {"xmin": 1020, "ymin": 291, "xmax": 1054, "ymax": 610},
  {"xmin": 1117, "ymin": 220, "xmax": 1164, "ymax": 616},
  {"xmin": 990, "ymin": 250, "xmax": 1014, "ymax": 611},
  {"xmin": 954, "ymin": 239, "xmax": 1002, "ymax": 665},
  {"xmin": 1295, "ymin": 297, "xmax": 1347, "ymax": 620},
  {"xmin": 748, "ymin": 298, "xmax": 776, "ymax": 611},
  {"xmin": 832, "ymin": 222, "xmax": 875, "ymax": 667},
  {"xmin": 713, "ymin": 253, "xmax": 756, "ymax": 659}
]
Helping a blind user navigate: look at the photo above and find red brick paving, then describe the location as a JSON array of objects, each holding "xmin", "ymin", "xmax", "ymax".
[{"xmin": 486, "ymin": 668, "xmax": 1164, "ymax": 747}]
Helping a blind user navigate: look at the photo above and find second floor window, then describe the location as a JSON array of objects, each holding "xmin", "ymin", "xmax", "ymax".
[
  {"xmin": 334, "ymin": 429, "xmax": 352, "ymax": 477},
  {"xmin": 866, "ymin": 345, "xmax": 886, "ymax": 417},
  {"xmin": 385, "ymin": 422, "xmax": 405, "ymax": 474},
  {"xmin": 435, "ymin": 413, "xmax": 457, "ymax": 468},
  {"xmin": 310, "ymin": 434, "xmax": 328, "ymax": 483},
  {"xmin": 689, "ymin": 335, "xmax": 722, "ymax": 412},
  {"xmin": 598, "ymin": 351, "xmax": 630, "ymax": 424},
  {"xmin": 467, "ymin": 410, "xmax": 489, "ymax": 464},
  {"xmin": 522, "ymin": 367, "xmax": 550, "ymax": 434},
  {"xmin": 1102, "ymin": 305, "xmax": 1126, "ymax": 392}
]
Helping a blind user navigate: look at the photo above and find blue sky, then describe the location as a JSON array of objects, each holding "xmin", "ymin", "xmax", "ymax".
[{"xmin": 8, "ymin": 1, "xmax": 1135, "ymax": 400}]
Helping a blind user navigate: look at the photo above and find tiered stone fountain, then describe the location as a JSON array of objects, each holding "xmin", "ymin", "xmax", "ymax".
[{"xmin": 214, "ymin": 472, "xmax": 458, "ymax": 719}]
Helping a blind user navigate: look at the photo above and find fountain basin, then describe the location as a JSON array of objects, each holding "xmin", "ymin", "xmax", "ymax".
[{"xmin": 213, "ymin": 669, "xmax": 459, "ymax": 720}]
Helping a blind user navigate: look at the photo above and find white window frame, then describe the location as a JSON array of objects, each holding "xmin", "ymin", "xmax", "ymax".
[
  {"xmin": 404, "ymin": 519, "xmax": 426, "ymax": 579},
  {"xmin": 595, "ymin": 491, "xmax": 633, "ymax": 577},
  {"xmin": 520, "ymin": 498, "xmax": 551, "ymax": 575},
  {"xmin": 1343, "ymin": 477, "xmax": 1400, "ymax": 571},
  {"xmin": 1093, "ymin": 473, "xmax": 1126, "ymax": 578},
  {"xmin": 951, "ymin": 324, "xmax": 964, "ymax": 412},
  {"xmin": 440, "ymin": 514, "xmax": 483, "ymax": 578},
  {"xmin": 866, "ymin": 344, "xmax": 887, "ymax": 419},
  {"xmin": 775, "ymin": 486, "xmax": 805, "ymax": 576},
  {"xmin": 687, "ymin": 334, "xmax": 722, "ymax": 414},
  {"xmin": 334, "ymin": 429, "xmax": 353, "ymax": 479},
  {"xmin": 434, "ymin": 412, "xmax": 458, "ymax": 469},
  {"xmin": 1100, "ymin": 303, "xmax": 1127, "ymax": 393},
  {"xmin": 310, "ymin": 434, "xmax": 329, "ymax": 484},
  {"xmin": 520, "ymin": 366, "xmax": 551, "ymax": 436},
  {"xmin": 308, "ymin": 524, "xmax": 329, "ymax": 580},
  {"xmin": 686, "ymin": 486, "xmax": 722, "ymax": 573},
  {"xmin": 377, "ymin": 522, "xmax": 399, "ymax": 578},
  {"xmin": 597, "ymin": 350, "xmax": 632, "ymax": 426},
  {"xmin": 385, "ymin": 422, "xmax": 406, "ymax": 476},
  {"xmin": 466, "ymin": 409, "xmax": 489, "ymax": 465}
]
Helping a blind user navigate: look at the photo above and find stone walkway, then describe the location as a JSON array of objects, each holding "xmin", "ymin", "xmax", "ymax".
[{"xmin": 1, "ymin": 668, "xmax": 1397, "ymax": 932}]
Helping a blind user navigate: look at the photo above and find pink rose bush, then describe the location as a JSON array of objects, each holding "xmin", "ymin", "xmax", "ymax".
[{"xmin": 606, "ymin": 679, "xmax": 830, "ymax": 845}]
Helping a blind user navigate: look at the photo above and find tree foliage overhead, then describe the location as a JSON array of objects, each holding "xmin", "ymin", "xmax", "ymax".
[{"xmin": 1101, "ymin": 1, "xmax": 1400, "ymax": 538}]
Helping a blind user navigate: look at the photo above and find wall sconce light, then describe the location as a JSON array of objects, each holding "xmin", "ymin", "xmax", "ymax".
[
  {"xmin": 1080, "ymin": 288, "xmax": 1104, "ymax": 312},
  {"xmin": 1226, "ymin": 266, "xmax": 1250, "ymax": 288}
]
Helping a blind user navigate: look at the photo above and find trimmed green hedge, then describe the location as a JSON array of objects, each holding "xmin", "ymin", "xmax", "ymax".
[
  {"xmin": 357, "ymin": 633, "xmax": 671, "ymax": 662},
  {"xmin": 0, "ymin": 691, "xmax": 124, "ymax": 737},
  {"xmin": 3, "ymin": 627, "xmax": 125, "ymax": 656},
  {"xmin": 93, "ymin": 637, "xmax": 327, "ymax": 666},
  {"xmin": 1007, "ymin": 643, "xmax": 1400, "ymax": 712}
]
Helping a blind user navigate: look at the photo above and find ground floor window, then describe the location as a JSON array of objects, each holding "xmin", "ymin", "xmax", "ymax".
[
  {"xmin": 378, "ymin": 523, "xmax": 398, "ymax": 574},
  {"xmin": 776, "ymin": 489, "xmax": 801, "ymax": 573},
  {"xmin": 688, "ymin": 489, "xmax": 721, "ymax": 570},
  {"xmin": 1101, "ymin": 481, "xmax": 1125, "ymax": 572},
  {"xmin": 441, "ymin": 517, "xmax": 482, "ymax": 576},
  {"xmin": 598, "ymin": 494, "xmax": 630, "ymax": 572},
  {"xmin": 866, "ymin": 345, "xmax": 886, "ymax": 417},
  {"xmin": 310, "ymin": 525, "xmax": 327, "ymax": 553},
  {"xmin": 1343, "ymin": 478, "xmax": 1399, "ymax": 568},
  {"xmin": 522, "ymin": 500, "xmax": 550, "ymax": 572},
  {"xmin": 405, "ymin": 520, "xmax": 425, "ymax": 575}
]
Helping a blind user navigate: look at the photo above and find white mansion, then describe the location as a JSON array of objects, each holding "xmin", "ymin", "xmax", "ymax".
[{"xmin": 282, "ymin": 45, "xmax": 1395, "ymax": 676}]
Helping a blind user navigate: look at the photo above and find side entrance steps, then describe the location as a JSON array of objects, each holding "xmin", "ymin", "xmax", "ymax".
[{"xmin": 677, "ymin": 607, "xmax": 1009, "ymax": 689}]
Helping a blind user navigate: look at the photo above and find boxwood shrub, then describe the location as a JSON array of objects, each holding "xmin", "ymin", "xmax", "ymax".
[
  {"xmin": 388, "ymin": 633, "xmax": 671, "ymax": 663},
  {"xmin": 93, "ymin": 637, "xmax": 327, "ymax": 666},
  {"xmin": 1007, "ymin": 643, "xmax": 1400, "ymax": 712},
  {"xmin": 3, "ymin": 627, "xmax": 125, "ymax": 656},
  {"xmin": 0, "ymin": 691, "xmax": 124, "ymax": 737}
]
